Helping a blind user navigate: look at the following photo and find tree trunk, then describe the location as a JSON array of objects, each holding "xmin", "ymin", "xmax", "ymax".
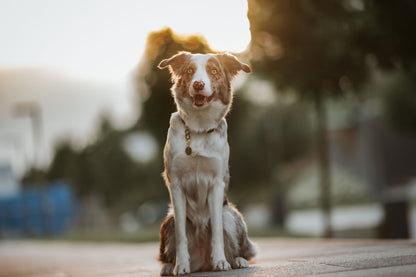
[{"xmin": 314, "ymin": 93, "xmax": 333, "ymax": 238}]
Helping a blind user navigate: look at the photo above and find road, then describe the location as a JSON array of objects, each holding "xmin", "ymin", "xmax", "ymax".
[{"xmin": 0, "ymin": 239, "xmax": 415, "ymax": 276}]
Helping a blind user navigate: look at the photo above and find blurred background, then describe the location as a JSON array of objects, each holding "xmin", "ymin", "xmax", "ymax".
[{"xmin": 1, "ymin": 0, "xmax": 415, "ymax": 241}]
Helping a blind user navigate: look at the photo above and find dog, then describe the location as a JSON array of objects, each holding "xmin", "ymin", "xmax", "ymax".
[{"xmin": 158, "ymin": 51, "xmax": 256, "ymax": 275}]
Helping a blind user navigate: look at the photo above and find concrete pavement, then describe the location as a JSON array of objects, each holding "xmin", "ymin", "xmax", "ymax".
[{"xmin": 0, "ymin": 239, "xmax": 415, "ymax": 276}]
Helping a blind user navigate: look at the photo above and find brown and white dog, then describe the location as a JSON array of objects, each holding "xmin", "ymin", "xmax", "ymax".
[{"xmin": 158, "ymin": 52, "xmax": 256, "ymax": 275}]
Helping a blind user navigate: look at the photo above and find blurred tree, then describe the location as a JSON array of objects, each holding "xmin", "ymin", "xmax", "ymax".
[
  {"xmin": 357, "ymin": 1, "xmax": 416, "ymax": 73},
  {"xmin": 21, "ymin": 168, "xmax": 47, "ymax": 187},
  {"xmin": 247, "ymin": 0, "xmax": 416, "ymax": 237},
  {"xmin": 381, "ymin": 74, "xmax": 416, "ymax": 133},
  {"xmin": 228, "ymin": 98, "xmax": 314, "ymax": 225},
  {"xmin": 47, "ymin": 140, "xmax": 79, "ymax": 186},
  {"xmin": 22, "ymin": 113, "xmax": 162, "ymax": 213},
  {"xmin": 248, "ymin": 0, "xmax": 360, "ymax": 237}
]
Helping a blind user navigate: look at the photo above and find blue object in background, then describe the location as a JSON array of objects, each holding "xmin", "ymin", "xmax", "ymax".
[
  {"xmin": 0, "ymin": 182, "xmax": 74, "ymax": 237},
  {"xmin": 22, "ymin": 189, "xmax": 42, "ymax": 236},
  {"xmin": 43, "ymin": 183, "xmax": 73, "ymax": 235},
  {"xmin": 0, "ymin": 196, "xmax": 23, "ymax": 236}
]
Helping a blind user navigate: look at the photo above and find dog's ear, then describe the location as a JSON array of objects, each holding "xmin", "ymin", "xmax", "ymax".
[
  {"xmin": 158, "ymin": 52, "xmax": 191, "ymax": 76},
  {"xmin": 218, "ymin": 53, "xmax": 251, "ymax": 77}
]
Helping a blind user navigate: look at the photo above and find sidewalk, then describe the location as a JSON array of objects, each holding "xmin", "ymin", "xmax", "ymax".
[{"xmin": 0, "ymin": 239, "xmax": 415, "ymax": 276}]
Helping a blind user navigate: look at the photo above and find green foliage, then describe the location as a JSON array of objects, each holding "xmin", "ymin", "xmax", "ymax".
[
  {"xmin": 228, "ymin": 99, "xmax": 314, "ymax": 191},
  {"xmin": 379, "ymin": 73, "xmax": 416, "ymax": 132},
  {"xmin": 248, "ymin": 0, "xmax": 364, "ymax": 94},
  {"xmin": 247, "ymin": 1, "xmax": 416, "ymax": 236},
  {"xmin": 248, "ymin": 0, "xmax": 416, "ymax": 94},
  {"xmin": 358, "ymin": 1, "xmax": 416, "ymax": 71}
]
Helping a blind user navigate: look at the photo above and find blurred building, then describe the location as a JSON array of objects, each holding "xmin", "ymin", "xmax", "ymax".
[
  {"xmin": 284, "ymin": 102, "xmax": 416, "ymax": 238},
  {"xmin": 329, "ymin": 107, "xmax": 416, "ymax": 238}
]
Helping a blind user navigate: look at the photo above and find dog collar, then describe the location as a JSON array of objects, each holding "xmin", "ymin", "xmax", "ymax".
[{"xmin": 179, "ymin": 117, "xmax": 217, "ymax": 156}]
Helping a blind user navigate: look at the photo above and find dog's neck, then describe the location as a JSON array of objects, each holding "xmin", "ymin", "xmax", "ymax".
[
  {"xmin": 178, "ymin": 113, "xmax": 217, "ymax": 134},
  {"xmin": 177, "ymin": 107, "xmax": 222, "ymax": 133}
]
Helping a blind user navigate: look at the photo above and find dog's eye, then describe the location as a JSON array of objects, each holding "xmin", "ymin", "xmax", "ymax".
[
  {"xmin": 187, "ymin": 68, "xmax": 193, "ymax": 74},
  {"xmin": 211, "ymin": 69, "xmax": 217, "ymax": 75}
]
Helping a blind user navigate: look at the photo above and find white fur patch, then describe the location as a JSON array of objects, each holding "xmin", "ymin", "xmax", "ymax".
[
  {"xmin": 190, "ymin": 54, "xmax": 214, "ymax": 97},
  {"xmin": 235, "ymin": 257, "xmax": 249, "ymax": 268}
]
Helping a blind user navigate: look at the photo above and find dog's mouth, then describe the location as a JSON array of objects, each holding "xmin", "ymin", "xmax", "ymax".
[{"xmin": 192, "ymin": 94, "xmax": 213, "ymax": 107}]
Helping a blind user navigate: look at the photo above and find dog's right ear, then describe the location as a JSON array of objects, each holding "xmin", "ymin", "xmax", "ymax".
[{"xmin": 158, "ymin": 52, "xmax": 191, "ymax": 76}]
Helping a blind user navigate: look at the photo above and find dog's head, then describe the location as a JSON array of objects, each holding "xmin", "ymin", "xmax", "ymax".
[{"xmin": 158, "ymin": 52, "xmax": 251, "ymax": 120}]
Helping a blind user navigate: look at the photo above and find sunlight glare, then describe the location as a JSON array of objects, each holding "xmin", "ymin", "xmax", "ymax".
[{"xmin": 0, "ymin": 0, "xmax": 251, "ymax": 83}]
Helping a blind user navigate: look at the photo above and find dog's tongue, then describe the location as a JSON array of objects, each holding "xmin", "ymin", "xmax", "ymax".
[{"xmin": 194, "ymin": 95, "xmax": 206, "ymax": 107}]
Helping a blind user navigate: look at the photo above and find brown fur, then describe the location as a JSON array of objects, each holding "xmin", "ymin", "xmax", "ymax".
[{"xmin": 161, "ymin": 52, "xmax": 248, "ymax": 109}]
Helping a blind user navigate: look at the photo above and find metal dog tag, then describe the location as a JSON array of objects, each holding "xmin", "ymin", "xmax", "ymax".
[{"xmin": 185, "ymin": 146, "xmax": 192, "ymax": 156}]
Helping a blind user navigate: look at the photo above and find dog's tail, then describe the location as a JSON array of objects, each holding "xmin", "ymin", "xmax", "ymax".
[
  {"xmin": 158, "ymin": 213, "xmax": 175, "ymax": 264},
  {"xmin": 227, "ymin": 203, "xmax": 258, "ymax": 261},
  {"xmin": 239, "ymin": 227, "xmax": 257, "ymax": 261}
]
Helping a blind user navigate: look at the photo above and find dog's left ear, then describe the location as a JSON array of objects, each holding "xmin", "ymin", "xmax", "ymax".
[{"xmin": 218, "ymin": 53, "xmax": 251, "ymax": 77}]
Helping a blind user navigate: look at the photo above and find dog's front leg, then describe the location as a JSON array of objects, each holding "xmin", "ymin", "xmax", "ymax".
[
  {"xmin": 170, "ymin": 184, "xmax": 190, "ymax": 275},
  {"xmin": 208, "ymin": 182, "xmax": 231, "ymax": 271}
]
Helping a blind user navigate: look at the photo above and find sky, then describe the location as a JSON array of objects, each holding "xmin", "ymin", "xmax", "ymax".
[
  {"xmin": 0, "ymin": 0, "xmax": 251, "ymax": 177},
  {"xmin": 0, "ymin": 0, "xmax": 250, "ymax": 82}
]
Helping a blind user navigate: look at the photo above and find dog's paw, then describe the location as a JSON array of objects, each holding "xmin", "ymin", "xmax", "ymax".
[
  {"xmin": 173, "ymin": 261, "xmax": 190, "ymax": 275},
  {"xmin": 212, "ymin": 259, "xmax": 232, "ymax": 271},
  {"xmin": 160, "ymin": 263, "xmax": 174, "ymax": 276},
  {"xmin": 233, "ymin": 257, "xmax": 249, "ymax": 269}
]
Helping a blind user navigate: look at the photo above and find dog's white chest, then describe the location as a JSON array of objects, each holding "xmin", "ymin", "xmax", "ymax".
[
  {"xmin": 166, "ymin": 113, "xmax": 228, "ymax": 168},
  {"xmin": 167, "ymin": 120, "xmax": 229, "ymax": 183},
  {"xmin": 164, "ymin": 113, "xmax": 229, "ymax": 226}
]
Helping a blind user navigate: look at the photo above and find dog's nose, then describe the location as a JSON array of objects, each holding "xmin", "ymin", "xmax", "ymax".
[{"xmin": 193, "ymin": 81, "xmax": 205, "ymax": 91}]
